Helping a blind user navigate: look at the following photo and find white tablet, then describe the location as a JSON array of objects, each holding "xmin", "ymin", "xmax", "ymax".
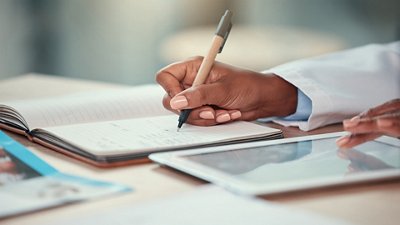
[{"xmin": 150, "ymin": 132, "xmax": 400, "ymax": 195}]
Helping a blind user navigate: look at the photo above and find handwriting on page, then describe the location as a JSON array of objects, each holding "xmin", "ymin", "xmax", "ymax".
[
  {"xmin": 4, "ymin": 85, "xmax": 170, "ymax": 129},
  {"xmin": 43, "ymin": 115, "xmax": 273, "ymax": 154},
  {"xmin": 44, "ymin": 115, "xmax": 211, "ymax": 154},
  {"xmin": 92, "ymin": 119, "xmax": 203, "ymax": 150}
]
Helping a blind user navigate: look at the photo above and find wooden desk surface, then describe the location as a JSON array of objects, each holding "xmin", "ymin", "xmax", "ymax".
[{"xmin": 1, "ymin": 74, "xmax": 399, "ymax": 225}]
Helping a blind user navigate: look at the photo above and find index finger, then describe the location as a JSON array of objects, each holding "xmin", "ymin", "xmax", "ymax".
[
  {"xmin": 156, "ymin": 57, "xmax": 203, "ymax": 98},
  {"xmin": 360, "ymin": 98, "xmax": 400, "ymax": 118}
]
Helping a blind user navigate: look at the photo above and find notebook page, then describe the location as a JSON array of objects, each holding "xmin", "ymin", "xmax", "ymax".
[
  {"xmin": 2, "ymin": 85, "xmax": 171, "ymax": 129},
  {"xmin": 42, "ymin": 115, "xmax": 280, "ymax": 155}
]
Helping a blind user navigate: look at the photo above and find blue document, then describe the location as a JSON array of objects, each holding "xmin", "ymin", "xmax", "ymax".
[{"xmin": 0, "ymin": 131, "xmax": 131, "ymax": 219}]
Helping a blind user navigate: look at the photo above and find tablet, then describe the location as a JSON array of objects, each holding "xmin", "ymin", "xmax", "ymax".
[{"xmin": 150, "ymin": 132, "xmax": 400, "ymax": 195}]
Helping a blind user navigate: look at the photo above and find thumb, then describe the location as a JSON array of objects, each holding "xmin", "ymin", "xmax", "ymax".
[{"xmin": 170, "ymin": 83, "xmax": 225, "ymax": 110}]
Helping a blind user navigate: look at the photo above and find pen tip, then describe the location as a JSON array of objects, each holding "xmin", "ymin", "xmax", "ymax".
[{"xmin": 177, "ymin": 128, "xmax": 180, "ymax": 132}]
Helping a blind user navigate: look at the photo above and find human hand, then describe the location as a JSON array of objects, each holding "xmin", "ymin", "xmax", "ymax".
[
  {"xmin": 336, "ymin": 99, "xmax": 400, "ymax": 149},
  {"xmin": 156, "ymin": 57, "xmax": 298, "ymax": 126}
]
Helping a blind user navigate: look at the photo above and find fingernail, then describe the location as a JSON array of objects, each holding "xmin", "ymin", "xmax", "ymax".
[
  {"xmin": 170, "ymin": 96, "xmax": 188, "ymax": 109},
  {"xmin": 377, "ymin": 119, "xmax": 392, "ymax": 127},
  {"xmin": 199, "ymin": 111, "xmax": 215, "ymax": 120},
  {"xmin": 343, "ymin": 116, "xmax": 360, "ymax": 127},
  {"xmin": 230, "ymin": 111, "xmax": 242, "ymax": 120},
  {"xmin": 216, "ymin": 113, "xmax": 231, "ymax": 123},
  {"xmin": 336, "ymin": 136, "xmax": 350, "ymax": 147}
]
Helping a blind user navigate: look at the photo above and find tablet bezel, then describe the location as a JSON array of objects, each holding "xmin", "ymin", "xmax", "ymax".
[{"xmin": 150, "ymin": 131, "xmax": 400, "ymax": 195}]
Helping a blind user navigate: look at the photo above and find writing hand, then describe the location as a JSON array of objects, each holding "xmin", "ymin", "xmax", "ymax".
[
  {"xmin": 336, "ymin": 99, "xmax": 400, "ymax": 149},
  {"xmin": 156, "ymin": 57, "xmax": 297, "ymax": 126}
]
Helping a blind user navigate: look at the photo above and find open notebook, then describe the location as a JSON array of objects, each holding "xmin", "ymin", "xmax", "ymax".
[{"xmin": 0, "ymin": 84, "xmax": 282, "ymax": 167}]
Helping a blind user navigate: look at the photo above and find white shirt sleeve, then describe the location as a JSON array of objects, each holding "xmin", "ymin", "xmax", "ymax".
[{"xmin": 265, "ymin": 41, "xmax": 400, "ymax": 131}]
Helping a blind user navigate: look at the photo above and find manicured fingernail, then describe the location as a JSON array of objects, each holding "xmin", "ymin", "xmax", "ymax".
[
  {"xmin": 216, "ymin": 113, "xmax": 231, "ymax": 123},
  {"xmin": 199, "ymin": 111, "xmax": 215, "ymax": 120},
  {"xmin": 170, "ymin": 96, "xmax": 188, "ymax": 109},
  {"xmin": 377, "ymin": 119, "xmax": 392, "ymax": 127},
  {"xmin": 336, "ymin": 136, "xmax": 350, "ymax": 147},
  {"xmin": 230, "ymin": 111, "xmax": 241, "ymax": 120}
]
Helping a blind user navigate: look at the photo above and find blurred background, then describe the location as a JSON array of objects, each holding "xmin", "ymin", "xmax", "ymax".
[{"xmin": 0, "ymin": 0, "xmax": 399, "ymax": 85}]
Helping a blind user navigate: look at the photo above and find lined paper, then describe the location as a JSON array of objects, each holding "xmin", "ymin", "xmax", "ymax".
[
  {"xmin": 43, "ymin": 115, "xmax": 280, "ymax": 155},
  {"xmin": 3, "ymin": 85, "xmax": 170, "ymax": 129}
]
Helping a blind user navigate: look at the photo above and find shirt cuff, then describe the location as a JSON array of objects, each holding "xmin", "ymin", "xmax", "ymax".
[{"xmin": 281, "ymin": 89, "xmax": 312, "ymax": 121}]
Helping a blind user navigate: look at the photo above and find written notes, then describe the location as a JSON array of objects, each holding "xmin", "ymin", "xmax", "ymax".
[
  {"xmin": 43, "ymin": 114, "xmax": 277, "ymax": 155},
  {"xmin": 44, "ymin": 115, "xmax": 221, "ymax": 154}
]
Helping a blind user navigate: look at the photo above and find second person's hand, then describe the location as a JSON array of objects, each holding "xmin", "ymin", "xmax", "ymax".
[
  {"xmin": 336, "ymin": 98, "xmax": 400, "ymax": 149},
  {"xmin": 156, "ymin": 57, "xmax": 298, "ymax": 126}
]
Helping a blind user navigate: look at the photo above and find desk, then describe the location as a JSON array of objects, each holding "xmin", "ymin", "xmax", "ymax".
[{"xmin": 1, "ymin": 74, "xmax": 399, "ymax": 225}]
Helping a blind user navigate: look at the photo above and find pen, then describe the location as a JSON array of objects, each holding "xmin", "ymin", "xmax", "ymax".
[{"xmin": 177, "ymin": 9, "xmax": 232, "ymax": 131}]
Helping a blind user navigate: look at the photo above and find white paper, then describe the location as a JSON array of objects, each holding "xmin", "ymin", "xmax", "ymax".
[
  {"xmin": 51, "ymin": 185, "xmax": 354, "ymax": 225},
  {"xmin": 0, "ymin": 174, "xmax": 129, "ymax": 218},
  {"xmin": 3, "ymin": 84, "xmax": 170, "ymax": 129},
  {"xmin": 43, "ymin": 115, "xmax": 280, "ymax": 155}
]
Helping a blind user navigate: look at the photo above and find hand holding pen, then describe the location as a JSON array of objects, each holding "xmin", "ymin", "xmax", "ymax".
[
  {"xmin": 156, "ymin": 11, "xmax": 298, "ymax": 128},
  {"xmin": 175, "ymin": 10, "xmax": 233, "ymax": 131}
]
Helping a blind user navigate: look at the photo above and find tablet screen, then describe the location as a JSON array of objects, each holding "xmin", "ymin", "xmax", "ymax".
[{"xmin": 182, "ymin": 138, "xmax": 400, "ymax": 185}]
